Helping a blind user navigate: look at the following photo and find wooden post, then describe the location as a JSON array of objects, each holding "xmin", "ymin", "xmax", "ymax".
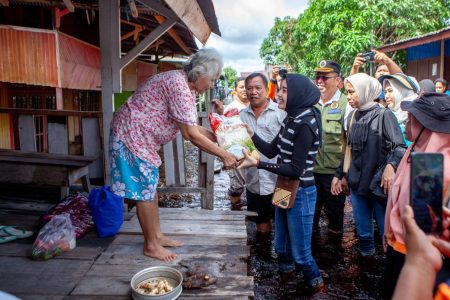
[
  {"xmin": 55, "ymin": 88, "xmax": 63, "ymax": 110},
  {"xmin": 163, "ymin": 141, "xmax": 176, "ymax": 186},
  {"xmin": 198, "ymin": 111, "xmax": 214, "ymax": 209},
  {"xmin": 99, "ymin": 0, "xmax": 121, "ymax": 184},
  {"xmin": 172, "ymin": 133, "xmax": 186, "ymax": 186}
]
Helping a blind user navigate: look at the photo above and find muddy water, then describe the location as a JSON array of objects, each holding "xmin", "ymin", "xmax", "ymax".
[
  {"xmin": 160, "ymin": 143, "xmax": 384, "ymax": 299},
  {"xmin": 247, "ymin": 201, "xmax": 384, "ymax": 300}
]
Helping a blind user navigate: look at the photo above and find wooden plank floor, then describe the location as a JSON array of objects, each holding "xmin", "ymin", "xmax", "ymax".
[{"xmin": 0, "ymin": 207, "xmax": 254, "ymax": 299}]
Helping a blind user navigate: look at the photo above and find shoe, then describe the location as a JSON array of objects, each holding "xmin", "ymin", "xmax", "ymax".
[
  {"xmin": 311, "ymin": 282, "xmax": 328, "ymax": 294},
  {"xmin": 309, "ymin": 277, "xmax": 327, "ymax": 294},
  {"xmin": 0, "ymin": 226, "xmax": 33, "ymax": 239}
]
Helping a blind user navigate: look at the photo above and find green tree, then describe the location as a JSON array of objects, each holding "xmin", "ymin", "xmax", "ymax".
[
  {"xmin": 223, "ymin": 66, "xmax": 237, "ymax": 89},
  {"xmin": 260, "ymin": 0, "xmax": 450, "ymax": 77},
  {"xmin": 260, "ymin": 16, "xmax": 297, "ymax": 66}
]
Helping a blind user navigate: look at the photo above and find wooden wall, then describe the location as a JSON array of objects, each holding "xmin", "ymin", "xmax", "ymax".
[
  {"xmin": 63, "ymin": 89, "xmax": 82, "ymax": 154},
  {"xmin": 406, "ymin": 57, "xmax": 442, "ymax": 82},
  {"xmin": 0, "ymin": 82, "xmax": 12, "ymax": 149}
]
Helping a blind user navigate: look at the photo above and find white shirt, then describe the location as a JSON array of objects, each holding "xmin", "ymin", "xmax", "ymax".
[
  {"xmin": 224, "ymin": 98, "xmax": 248, "ymax": 114},
  {"xmin": 239, "ymin": 101, "xmax": 286, "ymax": 195}
]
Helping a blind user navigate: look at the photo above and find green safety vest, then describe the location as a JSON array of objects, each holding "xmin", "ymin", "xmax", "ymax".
[{"xmin": 313, "ymin": 93, "xmax": 347, "ymax": 174}]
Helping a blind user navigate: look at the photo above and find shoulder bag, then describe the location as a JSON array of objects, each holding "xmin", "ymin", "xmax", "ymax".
[{"xmin": 272, "ymin": 176, "xmax": 300, "ymax": 209}]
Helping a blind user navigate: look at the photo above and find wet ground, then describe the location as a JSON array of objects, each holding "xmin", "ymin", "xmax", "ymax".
[
  {"xmin": 159, "ymin": 142, "xmax": 385, "ymax": 299},
  {"xmin": 247, "ymin": 202, "xmax": 385, "ymax": 300}
]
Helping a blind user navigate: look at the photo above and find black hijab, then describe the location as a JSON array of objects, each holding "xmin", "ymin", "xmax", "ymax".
[
  {"xmin": 284, "ymin": 73, "xmax": 322, "ymax": 144},
  {"xmin": 285, "ymin": 74, "xmax": 321, "ymax": 116}
]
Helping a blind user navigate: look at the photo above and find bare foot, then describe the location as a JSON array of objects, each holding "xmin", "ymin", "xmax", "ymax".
[
  {"xmin": 144, "ymin": 243, "xmax": 177, "ymax": 262},
  {"xmin": 157, "ymin": 234, "xmax": 184, "ymax": 247}
]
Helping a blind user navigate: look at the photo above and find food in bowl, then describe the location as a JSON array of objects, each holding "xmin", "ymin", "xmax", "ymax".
[{"xmin": 136, "ymin": 279, "xmax": 174, "ymax": 295}]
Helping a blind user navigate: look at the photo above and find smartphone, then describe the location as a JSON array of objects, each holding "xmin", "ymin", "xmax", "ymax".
[{"xmin": 410, "ymin": 153, "xmax": 444, "ymax": 234}]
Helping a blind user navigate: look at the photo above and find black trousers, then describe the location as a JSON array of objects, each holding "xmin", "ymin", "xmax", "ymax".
[
  {"xmin": 313, "ymin": 173, "xmax": 345, "ymax": 232},
  {"xmin": 381, "ymin": 246, "xmax": 405, "ymax": 300}
]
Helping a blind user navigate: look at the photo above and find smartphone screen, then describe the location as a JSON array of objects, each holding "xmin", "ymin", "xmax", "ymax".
[{"xmin": 410, "ymin": 153, "xmax": 444, "ymax": 234}]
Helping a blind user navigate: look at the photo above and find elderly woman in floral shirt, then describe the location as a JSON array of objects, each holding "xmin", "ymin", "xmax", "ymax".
[{"xmin": 110, "ymin": 48, "xmax": 238, "ymax": 261}]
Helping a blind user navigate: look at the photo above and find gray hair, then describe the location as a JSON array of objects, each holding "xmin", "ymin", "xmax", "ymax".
[{"xmin": 183, "ymin": 48, "xmax": 223, "ymax": 82}]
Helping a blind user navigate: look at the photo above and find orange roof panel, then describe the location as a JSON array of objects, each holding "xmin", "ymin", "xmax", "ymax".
[{"xmin": 0, "ymin": 26, "xmax": 58, "ymax": 87}]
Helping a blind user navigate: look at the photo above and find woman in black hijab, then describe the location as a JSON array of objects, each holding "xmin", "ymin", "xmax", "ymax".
[{"xmin": 239, "ymin": 73, "xmax": 325, "ymax": 292}]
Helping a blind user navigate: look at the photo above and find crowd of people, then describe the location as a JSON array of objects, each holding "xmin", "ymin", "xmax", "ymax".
[{"xmin": 109, "ymin": 48, "xmax": 450, "ymax": 298}]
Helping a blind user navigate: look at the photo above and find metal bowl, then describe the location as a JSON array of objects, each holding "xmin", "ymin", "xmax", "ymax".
[{"xmin": 130, "ymin": 266, "xmax": 183, "ymax": 300}]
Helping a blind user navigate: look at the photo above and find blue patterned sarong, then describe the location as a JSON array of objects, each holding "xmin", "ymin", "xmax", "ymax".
[{"xmin": 109, "ymin": 135, "xmax": 159, "ymax": 201}]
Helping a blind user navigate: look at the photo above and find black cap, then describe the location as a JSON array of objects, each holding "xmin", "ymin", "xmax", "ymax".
[
  {"xmin": 400, "ymin": 92, "xmax": 450, "ymax": 134},
  {"xmin": 314, "ymin": 60, "xmax": 341, "ymax": 76}
]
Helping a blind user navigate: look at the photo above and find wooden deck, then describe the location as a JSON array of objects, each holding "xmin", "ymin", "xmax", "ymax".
[{"xmin": 0, "ymin": 206, "xmax": 254, "ymax": 299}]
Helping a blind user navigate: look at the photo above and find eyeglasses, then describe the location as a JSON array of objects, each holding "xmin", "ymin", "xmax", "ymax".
[{"xmin": 315, "ymin": 75, "xmax": 338, "ymax": 81}]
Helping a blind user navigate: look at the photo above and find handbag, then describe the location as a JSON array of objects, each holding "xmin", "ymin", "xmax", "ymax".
[
  {"xmin": 343, "ymin": 111, "xmax": 356, "ymax": 174},
  {"xmin": 272, "ymin": 176, "xmax": 300, "ymax": 209},
  {"xmin": 369, "ymin": 108, "xmax": 388, "ymax": 203},
  {"xmin": 88, "ymin": 186, "xmax": 124, "ymax": 237}
]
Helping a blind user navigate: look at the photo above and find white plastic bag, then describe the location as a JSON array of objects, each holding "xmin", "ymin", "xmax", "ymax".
[{"xmin": 31, "ymin": 213, "xmax": 76, "ymax": 260}]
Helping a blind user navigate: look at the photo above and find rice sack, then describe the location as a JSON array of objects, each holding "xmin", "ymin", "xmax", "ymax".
[{"xmin": 209, "ymin": 109, "xmax": 260, "ymax": 160}]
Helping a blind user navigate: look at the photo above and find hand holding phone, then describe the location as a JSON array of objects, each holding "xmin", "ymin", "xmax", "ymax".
[{"xmin": 410, "ymin": 153, "xmax": 444, "ymax": 234}]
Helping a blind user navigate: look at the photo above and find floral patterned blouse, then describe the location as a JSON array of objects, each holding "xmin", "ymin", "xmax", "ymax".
[{"xmin": 111, "ymin": 70, "xmax": 198, "ymax": 167}]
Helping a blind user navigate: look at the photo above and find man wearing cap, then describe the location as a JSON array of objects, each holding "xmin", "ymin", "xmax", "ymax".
[{"xmin": 313, "ymin": 60, "xmax": 348, "ymax": 240}]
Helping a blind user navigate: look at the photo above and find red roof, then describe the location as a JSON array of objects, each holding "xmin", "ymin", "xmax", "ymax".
[
  {"xmin": 59, "ymin": 32, "xmax": 101, "ymax": 90},
  {"xmin": 0, "ymin": 25, "xmax": 100, "ymax": 90},
  {"xmin": 0, "ymin": 26, "xmax": 58, "ymax": 87},
  {"xmin": 377, "ymin": 26, "xmax": 450, "ymax": 53}
]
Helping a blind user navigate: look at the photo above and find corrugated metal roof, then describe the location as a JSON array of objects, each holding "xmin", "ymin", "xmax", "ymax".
[
  {"xmin": 0, "ymin": 26, "xmax": 101, "ymax": 90},
  {"xmin": 406, "ymin": 41, "xmax": 441, "ymax": 61},
  {"xmin": 7, "ymin": 0, "xmax": 222, "ymax": 57},
  {"xmin": 377, "ymin": 26, "xmax": 450, "ymax": 52},
  {"xmin": 59, "ymin": 32, "xmax": 101, "ymax": 90},
  {"xmin": 0, "ymin": 26, "xmax": 58, "ymax": 87}
]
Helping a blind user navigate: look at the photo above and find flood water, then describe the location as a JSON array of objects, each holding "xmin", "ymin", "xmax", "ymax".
[{"xmin": 160, "ymin": 143, "xmax": 384, "ymax": 299}]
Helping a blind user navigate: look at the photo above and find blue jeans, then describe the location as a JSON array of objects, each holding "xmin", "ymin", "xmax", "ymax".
[
  {"xmin": 275, "ymin": 185, "xmax": 323, "ymax": 287},
  {"xmin": 351, "ymin": 189, "xmax": 386, "ymax": 256}
]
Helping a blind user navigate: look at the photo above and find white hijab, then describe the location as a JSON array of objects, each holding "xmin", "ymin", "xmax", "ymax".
[
  {"xmin": 383, "ymin": 78, "xmax": 418, "ymax": 123},
  {"xmin": 345, "ymin": 73, "xmax": 381, "ymax": 111}
]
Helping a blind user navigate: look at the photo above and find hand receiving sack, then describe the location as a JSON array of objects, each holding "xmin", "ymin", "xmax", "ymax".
[{"xmin": 237, "ymin": 149, "xmax": 258, "ymax": 169}]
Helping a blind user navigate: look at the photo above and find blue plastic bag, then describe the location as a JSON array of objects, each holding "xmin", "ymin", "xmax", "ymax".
[{"xmin": 88, "ymin": 186, "xmax": 123, "ymax": 237}]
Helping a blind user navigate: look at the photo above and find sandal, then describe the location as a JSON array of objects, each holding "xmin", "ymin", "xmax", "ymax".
[
  {"xmin": 0, "ymin": 226, "xmax": 33, "ymax": 239},
  {"xmin": 0, "ymin": 235, "xmax": 17, "ymax": 244}
]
